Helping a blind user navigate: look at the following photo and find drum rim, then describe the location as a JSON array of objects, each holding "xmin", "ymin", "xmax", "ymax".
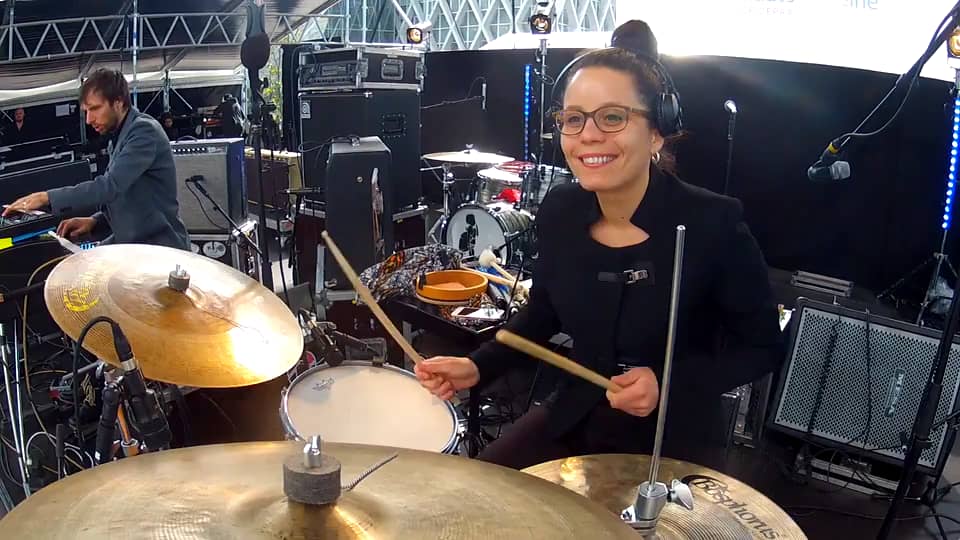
[{"xmin": 279, "ymin": 360, "xmax": 460, "ymax": 454}]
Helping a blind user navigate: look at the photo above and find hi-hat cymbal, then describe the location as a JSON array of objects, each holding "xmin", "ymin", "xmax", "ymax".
[
  {"xmin": 524, "ymin": 454, "xmax": 807, "ymax": 539},
  {"xmin": 0, "ymin": 442, "xmax": 639, "ymax": 539},
  {"xmin": 423, "ymin": 149, "xmax": 514, "ymax": 165},
  {"xmin": 43, "ymin": 244, "xmax": 302, "ymax": 388}
]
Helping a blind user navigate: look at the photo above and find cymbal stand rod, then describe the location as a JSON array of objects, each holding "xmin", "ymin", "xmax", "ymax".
[
  {"xmin": 621, "ymin": 226, "xmax": 692, "ymax": 533},
  {"xmin": 648, "ymin": 225, "xmax": 685, "ymax": 486},
  {"xmin": 0, "ymin": 323, "xmax": 30, "ymax": 495}
]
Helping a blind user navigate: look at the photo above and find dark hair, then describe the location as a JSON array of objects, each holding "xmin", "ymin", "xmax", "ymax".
[
  {"xmin": 80, "ymin": 68, "xmax": 131, "ymax": 109},
  {"xmin": 562, "ymin": 48, "xmax": 681, "ymax": 174}
]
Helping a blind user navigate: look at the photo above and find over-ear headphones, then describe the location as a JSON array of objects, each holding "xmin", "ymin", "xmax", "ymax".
[{"xmin": 550, "ymin": 45, "xmax": 683, "ymax": 137}]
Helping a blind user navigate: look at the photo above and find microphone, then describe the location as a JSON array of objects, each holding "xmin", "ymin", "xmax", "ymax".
[
  {"xmin": 240, "ymin": 32, "xmax": 271, "ymax": 72},
  {"xmin": 481, "ymin": 82, "xmax": 487, "ymax": 111},
  {"xmin": 807, "ymin": 138, "xmax": 851, "ymax": 181},
  {"xmin": 807, "ymin": 161, "xmax": 852, "ymax": 182},
  {"xmin": 723, "ymin": 99, "xmax": 737, "ymax": 115},
  {"xmin": 111, "ymin": 325, "xmax": 172, "ymax": 452},
  {"xmin": 55, "ymin": 424, "xmax": 67, "ymax": 478},
  {"xmin": 305, "ymin": 319, "xmax": 344, "ymax": 367},
  {"xmin": 94, "ymin": 382, "xmax": 120, "ymax": 464},
  {"xmin": 0, "ymin": 281, "xmax": 45, "ymax": 304},
  {"xmin": 185, "ymin": 175, "xmax": 204, "ymax": 184}
]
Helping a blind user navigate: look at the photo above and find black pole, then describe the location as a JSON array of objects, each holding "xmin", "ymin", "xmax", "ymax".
[
  {"xmin": 250, "ymin": 78, "xmax": 274, "ymax": 289},
  {"xmin": 877, "ymin": 271, "xmax": 960, "ymax": 538}
]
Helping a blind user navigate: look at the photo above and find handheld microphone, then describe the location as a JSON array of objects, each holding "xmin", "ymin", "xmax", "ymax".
[
  {"xmin": 723, "ymin": 100, "xmax": 737, "ymax": 143},
  {"xmin": 112, "ymin": 325, "xmax": 172, "ymax": 452},
  {"xmin": 481, "ymin": 82, "xmax": 487, "ymax": 111},
  {"xmin": 723, "ymin": 100, "xmax": 737, "ymax": 115}
]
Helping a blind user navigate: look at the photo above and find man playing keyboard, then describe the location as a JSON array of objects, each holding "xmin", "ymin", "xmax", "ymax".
[{"xmin": 2, "ymin": 69, "xmax": 189, "ymax": 250}]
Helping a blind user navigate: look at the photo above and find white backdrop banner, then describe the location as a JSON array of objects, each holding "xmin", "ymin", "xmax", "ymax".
[{"xmin": 616, "ymin": 0, "xmax": 957, "ymax": 81}]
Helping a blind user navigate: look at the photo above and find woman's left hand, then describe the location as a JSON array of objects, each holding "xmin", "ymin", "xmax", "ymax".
[{"xmin": 606, "ymin": 367, "xmax": 659, "ymax": 417}]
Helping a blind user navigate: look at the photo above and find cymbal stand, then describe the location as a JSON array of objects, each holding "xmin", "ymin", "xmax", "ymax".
[
  {"xmin": 621, "ymin": 226, "xmax": 693, "ymax": 535},
  {"xmin": 0, "ymin": 322, "xmax": 30, "ymax": 495},
  {"xmin": 427, "ymin": 163, "xmax": 457, "ymax": 243}
]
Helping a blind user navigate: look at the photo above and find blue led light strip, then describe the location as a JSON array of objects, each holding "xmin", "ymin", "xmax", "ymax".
[
  {"xmin": 524, "ymin": 64, "xmax": 533, "ymax": 161},
  {"xmin": 945, "ymin": 95, "xmax": 960, "ymax": 231}
]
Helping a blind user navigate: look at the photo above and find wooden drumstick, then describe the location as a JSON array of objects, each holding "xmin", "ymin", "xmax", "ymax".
[
  {"xmin": 495, "ymin": 330, "xmax": 622, "ymax": 393},
  {"xmin": 320, "ymin": 231, "xmax": 424, "ymax": 365},
  {"xmin": 458, "ymin": 265, "xmax": 521, "ymax": 289}
]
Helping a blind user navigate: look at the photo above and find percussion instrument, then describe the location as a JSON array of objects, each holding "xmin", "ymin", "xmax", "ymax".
[
  {"xmin": 280, "ymin": 361, "xmax": 460, "ymax": 453},
  {"xmin": 0, "ymin": 441, "xmax": 640, "ymax": 539},
  {"xmin": 524, "ymin": 454, "xmax": 807, "ymax": 539},
  {"xmin": 445, "ymin": 202, "xmax": 533, "ymax": 262},
  {"xmin": 416, "ymin": 269, "xmax": 488, "ymax": 303},
  {"xmin": 423, "ymin": 148, "xmax": 514, "ymax": 165},
  {"xmin": 43, "ymin": 244, "xmax": 302, "ymax": 388},
  {"xmin": 477, "ymin": 167, "xmax": 523, "ymax": 204}
]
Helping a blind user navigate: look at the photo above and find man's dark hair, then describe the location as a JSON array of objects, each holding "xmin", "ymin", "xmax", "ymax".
[{"xmin": 80, "ymin": 69, "xmax": 131, "ymax": 108}]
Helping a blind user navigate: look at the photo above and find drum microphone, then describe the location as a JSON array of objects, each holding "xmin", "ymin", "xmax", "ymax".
[
  {"xmin": 111, "ymin": 324, "xmax": 172, "ymax": 452},
  {"xmin": 94, "ymin": 382, "xmax": 121, "ymax": 464},
  {"xmin": 305, "ymin": 319, "xmax": 344, "ymax": 367},
  {"xmin": 482, "ymin": 82, "xmax": 487, "ymax": 111}
]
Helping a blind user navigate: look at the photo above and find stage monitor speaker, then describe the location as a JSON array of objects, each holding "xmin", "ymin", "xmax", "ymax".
[
  {"xmin": 299, "ymin": 90, "xmax": 421, "ymax": 210},
  {"xmin": 769, "ymin": 297, "xmax": 960, "ymax": 475},
  {"xmin": 171, "ymin": 138, "xmax": 246, "ymax": 233},
  {"xmin": 322, "ymin": 136, "xmax": 393, "ymax": 290}
]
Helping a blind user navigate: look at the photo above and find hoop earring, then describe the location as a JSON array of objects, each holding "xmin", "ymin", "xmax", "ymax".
[{"xmin": 652, "ymin": 151, "xmax": 661, "ymax": 165}]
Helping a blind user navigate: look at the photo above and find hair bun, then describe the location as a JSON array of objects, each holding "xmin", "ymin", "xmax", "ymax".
[{"xmin": 611, "ymin": 20, "xmax": 658, "ymax": 61}]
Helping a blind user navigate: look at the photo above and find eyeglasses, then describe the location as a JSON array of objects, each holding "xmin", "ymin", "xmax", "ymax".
[{"xmin": 553, "ymin": 106, "xmax": 651, "ymax": 135}]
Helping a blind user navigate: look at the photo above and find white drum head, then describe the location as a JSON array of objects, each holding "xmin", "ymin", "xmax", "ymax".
[
  {"xmin": 445, "ymin": 205, "xmax": 507, "ymax": 258},
  {"xmin": 283, "ymin": 363, "xmax": 457, "ymax": 453},
  {"xmin": 478, "ymin": 168, "xmax": 521, "ymax": 183}
]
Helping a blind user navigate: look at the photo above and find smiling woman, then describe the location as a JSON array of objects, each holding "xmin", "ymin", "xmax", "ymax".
[{"xmin": 414, "ymin": 20, "xmax": 784, "ymax": 471}]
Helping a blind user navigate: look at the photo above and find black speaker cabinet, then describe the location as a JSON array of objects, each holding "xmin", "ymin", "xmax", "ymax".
[
  {"xmin": 770, "ymin": 297, "xmax": 960, "ymax": 475},
  {"xmin": 299, "ymin": 90, "xmax": 421, "ymax": 210},
  {"xmin": 322, "ymin": 136, "xmax": 394, "ymax": 290}
]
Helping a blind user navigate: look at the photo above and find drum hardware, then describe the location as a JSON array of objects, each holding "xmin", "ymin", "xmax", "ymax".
[
  {"xmin": 0, "ymin": 441, "xmax": 640, "ymax": 538},
  {"xmin": 621, "ymin": 226, "xmax": 690, "ymax": 534}
]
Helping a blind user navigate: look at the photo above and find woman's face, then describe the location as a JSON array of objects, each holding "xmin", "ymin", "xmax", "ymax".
[{"xmin": 560, "ymin": 66, "xmax": 663, "ymax": 194}]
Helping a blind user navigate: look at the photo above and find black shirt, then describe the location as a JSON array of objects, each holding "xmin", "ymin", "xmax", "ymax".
[{"xmin": 470, "ymin": 167, "xmax": 784, "ymax": 447}]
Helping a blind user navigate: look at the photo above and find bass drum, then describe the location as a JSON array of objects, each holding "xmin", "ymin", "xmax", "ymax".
[{"xmin": 444, "ymin": 202, "xmax": 534, "ymax": 263}]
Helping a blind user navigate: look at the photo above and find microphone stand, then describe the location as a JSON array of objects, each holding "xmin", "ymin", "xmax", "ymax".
[
  {"xmin": 249, "ymin": 73, "xmax": 274, "ymax": 289},
  {"xmin": 621, "ymin": 226, "xmax": 693, "ymax": 535},
  {"xmin": 722, "ymin": 103, "xmax": 737, "ymax": 196},
  {"xmin": 878, "ymin": 272, "xmax": 960, "ymax": 538},
  {"xmin": 189, "ymin": 178, "xmax": 263, "ymax": 258}
]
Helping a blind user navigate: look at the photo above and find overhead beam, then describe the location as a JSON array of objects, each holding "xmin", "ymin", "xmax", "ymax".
[
  {"xmin": 158, "ymin": 0, "xmax": 245, "ymax": 74},
  {"xmin": 80, "ymin": 0, "xmax": 133, "ymax": 78}
]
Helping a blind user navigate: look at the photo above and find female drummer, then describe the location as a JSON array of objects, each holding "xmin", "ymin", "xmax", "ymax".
[{"xmin": 415, "ymin": 21, "xmax": 783, "ymax": 470}]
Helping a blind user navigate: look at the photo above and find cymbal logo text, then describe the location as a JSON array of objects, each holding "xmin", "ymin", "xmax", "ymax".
[
  {"xmin": 683, "ymin": 475, "xmax": 781, "ymax": 539},
  {"xmin": 63, "ymin": 272, "xmax": 101, "ymax": 312}
]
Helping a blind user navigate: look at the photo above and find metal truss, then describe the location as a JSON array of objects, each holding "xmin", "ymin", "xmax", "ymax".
[{"xmin": 0, "ymin": 8, "xmax": 344, "ymax": 65}]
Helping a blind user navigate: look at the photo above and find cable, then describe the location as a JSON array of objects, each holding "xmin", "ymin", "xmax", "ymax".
[
  {"xmin": 71, "ymin": 316, "xmax": 116, "ymax": 444},
  {"xmin": 421, "ymin": 77, "xmax": 487, "ymax": 110},
  {"xmin": 21, "ymin": 255, "xmax": 69, "ymax": 437},
  {"xmin": 185, "ymin": 182, "xmax": 229, "ymax": 231}
]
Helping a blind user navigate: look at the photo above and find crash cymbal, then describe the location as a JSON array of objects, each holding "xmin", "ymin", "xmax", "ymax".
[
  {"xmin": 44, "ymin": 244, "xmax": 302, "ymax": 388},
  {"xmin": 423, "ymin": 148, "xmax": 514, "ymax": 165},
  {"xmin": 524, "ymin": 454, "xmax": 807, "ymax": 540},
  {"xmin": 0, "ymin": 442, "xmax": 639, "ymax": 539}
]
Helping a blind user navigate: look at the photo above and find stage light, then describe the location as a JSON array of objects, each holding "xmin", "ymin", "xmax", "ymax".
[
  {"xmin": 529, "ymin": 0, "xmax": 555, "ymax": 35},
  {"xmin": 406, "ymin": 21, "xmax": 433, "ymax": 45}
]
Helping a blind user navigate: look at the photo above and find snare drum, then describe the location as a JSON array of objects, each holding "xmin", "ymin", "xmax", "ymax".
[
  {"xmin": 477, "ymin": 167, "xmax": 522, "ymax": 204},
  {"xmin": 280, "ymin": 362, "xmax": 460, "ymax": 453},
  {"xmin": 445, "ymin": 202, "xmax": 534, "ymax": 262}
]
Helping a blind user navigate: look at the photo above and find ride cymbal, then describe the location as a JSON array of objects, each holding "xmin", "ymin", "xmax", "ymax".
[
  {"xmin": 524, "ymin": 454, "xmax": 807, "ymax": 539},
  {"xmin": 0, "ymin": 442, "xmax": 639, "ymax": 539},
  {"xmin": 423, "ymin": 149, "xmax": 514, "ymax": 165},
  {"xmin": 44, "ymin": 244, "xmax": 302, "ymax": 388}
]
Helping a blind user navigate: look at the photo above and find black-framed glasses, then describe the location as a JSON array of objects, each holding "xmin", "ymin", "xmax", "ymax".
[{"xmin": 553, "ymin": 106, "xmax": 651, "ymax": 135}]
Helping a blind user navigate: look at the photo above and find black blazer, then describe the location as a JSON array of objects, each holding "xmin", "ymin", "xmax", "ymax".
[{"xmin": 470, "ymin": 168, "xmax": 784, "ymax": 444}]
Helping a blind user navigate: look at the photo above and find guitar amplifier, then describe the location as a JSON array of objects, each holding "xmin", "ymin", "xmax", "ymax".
[
  {"xmin": 171, "ymin": 139, "xmax": 246, "ymax": 233},
  {"xmin": 322, "ymin": 136, "xmax": 393, "ymax": 290},
  {"xmin": 769, "ymin": 297, "xmax": 960, "ymax": 475}
]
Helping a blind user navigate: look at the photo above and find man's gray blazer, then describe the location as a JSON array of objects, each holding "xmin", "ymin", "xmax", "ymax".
[{"xmin": 48, "ymin": 107, "xmax": 190, "ymax": 250}]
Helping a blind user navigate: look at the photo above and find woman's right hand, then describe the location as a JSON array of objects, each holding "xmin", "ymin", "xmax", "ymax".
[{"xmin": 414, "ymin": 356, "xmax": 480, "ymax": 401}]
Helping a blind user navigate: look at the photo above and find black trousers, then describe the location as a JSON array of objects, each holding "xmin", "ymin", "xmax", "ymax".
[{"xmin": 476, "ymin": 399, "xmax": 728, "ymax": 471}]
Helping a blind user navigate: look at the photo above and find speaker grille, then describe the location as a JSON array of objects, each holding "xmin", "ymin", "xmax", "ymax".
[{"xmin": 773, "ymin": 301, "xmax": 960, "ymax": 470}]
